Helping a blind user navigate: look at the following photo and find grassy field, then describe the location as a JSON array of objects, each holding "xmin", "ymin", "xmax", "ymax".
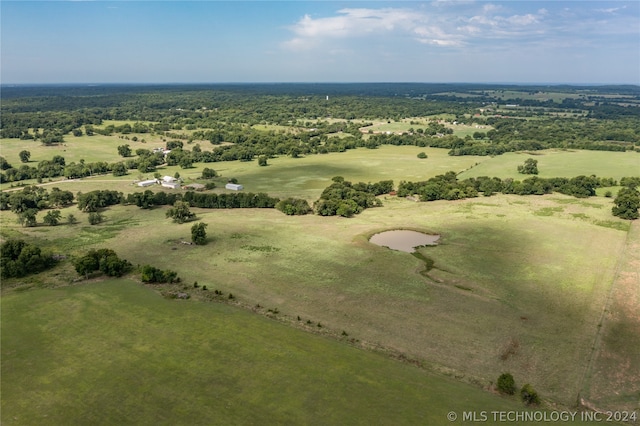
[
  {"xmin": 2, "ymin": 190, "xmax": 634, "ymax": 410},
  {"xmin": 459, "ymin": 149, "xmax": 640, "ymax": 181},
  {"xmin": 2, "ymin": 280, "xmax": 608, "ymax": 425}
]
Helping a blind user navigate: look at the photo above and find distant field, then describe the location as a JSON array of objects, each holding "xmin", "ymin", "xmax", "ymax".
[
  {"xmin": 359, "ymin": 117, "xmax": 489, "ymax": 138},
  {"xmin": 459, "ymin": 149, "xmax": 640, "ymax": 181},
  {"xmin": 1, "ymin": 146, "xmax": 488, "ymax": 199},
  {"xmin": 2, "ymin": 280, "xmax": 606, "ymax": 425}
]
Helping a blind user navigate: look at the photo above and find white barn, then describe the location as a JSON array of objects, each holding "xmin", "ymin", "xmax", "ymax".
[
  {"xmin": 225, "ymin": 183, "xmax": 244, "ymax": 191},
  {"xmin": 137, "ymin": 179, "xmax": 157, "ymax": 187}
]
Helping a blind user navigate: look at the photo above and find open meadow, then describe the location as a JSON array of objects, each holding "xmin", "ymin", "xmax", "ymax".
[{"xmin": 2, "ymin": 279, "xmax": 609, "ymax": 425}]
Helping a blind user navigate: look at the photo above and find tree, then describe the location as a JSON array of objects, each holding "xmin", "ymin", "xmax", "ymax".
[
  {"xmin": 497, "ymin": 373, "xmax": 516, "ymax": 395},
  {"xmin": 166, "ymin": 201, "xmax": 195, "ymax": 223},
  {"xmin": 201, "ymin": 167, "xmax": 218, "ymax": 179},
  {"xmin": 517, "ymin": 158, "xmax": 538, "ymax": 175},
  {"xmin": 112, "ymin": 162, "xmax": 128, "ymax": 177},
  {"xmin": 191, "ymin": 222, "xmax": 208, "ymax": 245},
  {"xmin": 17, "ymin": 209, "xmax": 38, "ymax": 227},
  {"xmin": 19, "ymin": 150, "xmax": 31, "ymax": 163},
  {"xmin": 612, "ymin": 186, "xmax": 640, "ymax": 220},
  {"xmin": 258, "ymin": 156, "xmax": 268, "ymax": 166},
  {"xmin": 117, "ymin": 144, "xmax": 132, "ymax": 157},
  {"xmin": 43, "ymin": 210, "xmax": 62, "ymax": 226},
  {"xmin": 0, "ymin": 156, "xmax": 13, "ymax": 170}
]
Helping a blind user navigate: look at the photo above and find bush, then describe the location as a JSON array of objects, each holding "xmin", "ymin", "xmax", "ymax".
[
  {"xmin": 417, "ymin": 152, "xmax": 428, "ymax": 159},
  {"xmin": 520, "ymin": 384, "xmax": 540, "ymax": 405},
  {"xmin": 140, "ymin": 264, "xmax": 179, "ymax": 283},
  {"xmin": 497, "ymin": 373, "xmax": 516, "ymax": 395},
  {"xmin": 88, "ymin": 212, "xmax": 104, "ymax": 225}
]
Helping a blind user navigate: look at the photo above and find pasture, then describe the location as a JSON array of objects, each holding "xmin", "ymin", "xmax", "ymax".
[
  {"xmin": 2, "ymin": 280, "xmax": 606, "ymax": 425},
  {"xmin": 2, "ymin": 189, "xmax": 634, "ymax": 410},
  {"xmin": 459, "ymin": 149, "xmax": 640, "ymax": 181}
]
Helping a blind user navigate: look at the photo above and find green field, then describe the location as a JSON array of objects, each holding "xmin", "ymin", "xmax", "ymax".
[
  {"xmin": 459, "ymin": 149, "xmax": 640, "ymax": 181},
  {"xmin": 2, "ymin": 280, "xmax": 611, "ymax": 425}
]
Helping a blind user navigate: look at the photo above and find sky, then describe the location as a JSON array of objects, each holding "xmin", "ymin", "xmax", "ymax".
[{"xmin": 1, "ymin": 1, "xmax": 639, "ymax": 84}]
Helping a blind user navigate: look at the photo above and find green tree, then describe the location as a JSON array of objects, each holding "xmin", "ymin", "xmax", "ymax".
[
  {"xmin": 191, "ymin": 222, "xmax": 208, "ymax": 245},
  {"xmin": 612, "ymin": 186, "xmax": 640, "ymax": 220},
  {"xmin": 166, "ymin": 201, "xmax": 195, "ymax": 223},
  {"xmin": 19, "ymin": 150, "xmax": 31, "ymax": 163},
  {"xmin": 117, "ymin": 144, "xmax": 132, "ymax": 157},
  {"xmin": 43, "ymin": 210, "xmax": 62, "ymax": 226},
  {"xmin": 201, "ymin": 167, "xmax": 218, "ymax": 179},
  {"xmin": 112, "ymin": 162, "xmax": 128, "ymax": 177},
  {"xmin": 258, "ymin": 156, "xmax": 268, "ymax": 166},
  {"xmin": 17, "ymin": 209, "xmax": 38, "ymax": 227},
  {"xmin": 497, "ymin": 373, "xmax": 516, "ymax": 395},
  {"xmin": 517, "ymin": 158, "xmax": 538, "ymax": 175}
]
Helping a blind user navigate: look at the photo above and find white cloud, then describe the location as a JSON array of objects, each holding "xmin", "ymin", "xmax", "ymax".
[{"xmin": 281, "ymin": 3, "xmax": 638, "ymax": 53}]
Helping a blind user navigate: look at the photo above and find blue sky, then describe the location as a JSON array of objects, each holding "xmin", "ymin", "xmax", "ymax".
[{"xmin": 1, "ymin": 1, "xmax": 638, "ymax": 84}]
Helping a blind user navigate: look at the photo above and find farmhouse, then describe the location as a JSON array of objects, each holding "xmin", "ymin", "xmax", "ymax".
[
  {"xmin": 137, "ymin": 179, "xmax": 157, "ymax": 187},
  {"xmin": 225, "ymin": 183, "xmax": 244, "ymax": 191}
]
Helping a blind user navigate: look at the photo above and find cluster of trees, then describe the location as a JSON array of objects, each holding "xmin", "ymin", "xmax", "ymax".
[
  {"xmin": 0, "ymin": 186, "xmax": 75, "ymax": 227},
  {"xmin": 140, "ymin": 264, "xmax": 179, "ymax": 283},
  {"xmin": 275, "ymin": 198, "xmax": 312, "ymax": 215},
  {"xmin": 1, "ymin": 239, "xmax": 58, "ymax": 279},
  {"xmin": 0, "ymin": 155, "xmax": 67, "ymax": 183},
  {"xmin": 1, "ymin": 186, "xmax": 73, "ymax": 212},
  {"xmin": 73, "ymin": 248, "xmax": 132, "ymax": 279},
  {"xmin": 398, "ymin": 172, "xmax": 618, "ymax": 201},
  {"xmin": 612, "ymin": 180, "xmax": 640, "ymax": 219},
  {"xmin": 313, "ymin": 177, "xmax": 392, "ymax": 217},
  {"xmin": 77, "ymin": 190, "xmax": 122, "ymax": 212}
]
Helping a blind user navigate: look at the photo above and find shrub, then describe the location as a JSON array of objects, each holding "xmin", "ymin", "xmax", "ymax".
[
  {"xmin": 88, "ymin": 212, "xmax": 104, "ymax": 225},
  {"xmin": 497, "ymin": 373, "xmax": 516, "ymax": 395},
  {"xmin": 417, "ymin": 152, "xmax": 428, "ymax": 159},
  {"xmin": 141, "ymin": 264, "xmax": 178, "ymax": 283},
  {"xmin": 520, "ymin": 384, "xmax": 540, "ymax": 405}
]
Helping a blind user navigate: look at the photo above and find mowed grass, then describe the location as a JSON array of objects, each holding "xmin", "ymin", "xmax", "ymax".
[
  {"xmin": 0, "ymin": 279, "xmax": 589, "ymax": 426},
  {"xmin": 458, "ymin": 149, "xmax": 640, "ymax": 181},
  {"xmin": 3, "ymin": 191, "xmax": 632, "ymax": 409}
]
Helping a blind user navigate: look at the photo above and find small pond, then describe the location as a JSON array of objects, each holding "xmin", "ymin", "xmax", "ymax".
[{"xmin": 369, "ymin": 230, "xmax": 440, "ymax": 253}]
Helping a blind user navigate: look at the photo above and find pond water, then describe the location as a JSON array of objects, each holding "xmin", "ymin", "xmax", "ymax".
[{"xmin": 369, "ymin": 230, "xmax": 440, "ymax": 253}]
